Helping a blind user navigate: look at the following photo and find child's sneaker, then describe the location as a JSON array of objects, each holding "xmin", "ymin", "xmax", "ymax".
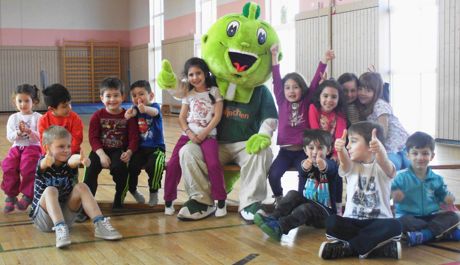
[
  {"xmin": 406, "ymin": 231, "xmax": 424, "ymax": 246},
  {"xmin": 319, "ymin": 240, "xmax": 354, "ymax": 259},
  {"xmin": 239, "ymin": 202, "xmax": 261, "ymax": 223},
  {"xmin": 3, "ymin": 197, "xmax": 17, "ymax": 214},
  {"xmin": 131, "ymin": 190, "xmax": 145, "ymax": 204},
  {"xmin": 177, "ymin": 199, "xmax": 216, "ymax": 220},
  {"xmin": 164, "ymin": 201, "xmax": 175, "ymax": 215},
  {"xmin": 441, "ymin": 228, "xmax": 460, "ymax": 241},
  {"xmin": 367, "ymin": 241, "xmax": 401, "ymax": 259},
  {"xmin": 259, "ymin": 217, "xmax": 282, "ymax": 241},
  {"xmin": 15, "ymin": 195, "xmax": 32, "ymax": 211},
  {"xmin": 53, "ymin": 224, "xmax": 71, "ymax": 248},
  {"xmin": 94, "ymin": 217, "xmax": 122, "ymax": 240},
  {"xmin": 215, "ymin": 200, "xmax": 227, "ymax": 217},
  {"xmin": 273, "ymin": 195, "xmax": 282, "ymax": 207},
  {"xmin": 148, "ymin": 192, "xmax": 158, "ymax": 206}
]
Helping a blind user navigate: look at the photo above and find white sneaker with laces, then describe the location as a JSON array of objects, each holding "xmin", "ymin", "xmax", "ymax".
[
  {"xmin": 53, "ymin": 224, "xmax": 71, "ymax": 248},
  {"xmin": 94, "ymin": 217, "xmax": 122, "ymax": 240}
]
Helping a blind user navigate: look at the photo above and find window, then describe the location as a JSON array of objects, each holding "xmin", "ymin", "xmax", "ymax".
[
  {"xmin": 195, "ymin": 0, "xmax": 216, "ymax": 56},
  {"xmin": 149, "ymin": 0, "xmax": 164, "ymax": 104}
]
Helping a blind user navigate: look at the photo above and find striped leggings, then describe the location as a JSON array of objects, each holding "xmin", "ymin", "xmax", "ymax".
[{"xmin": 128, "ymin": 147, "xmax": 165, "ymax": 193}]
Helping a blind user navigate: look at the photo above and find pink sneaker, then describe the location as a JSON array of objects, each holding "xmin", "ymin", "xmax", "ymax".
[
  {"xmin": 4, "ymin": 197, "xmax": 17, "ymax": 214},
  {"xmin": 16, "ymin": 195, "xmax": 32, "ymax": 211}
]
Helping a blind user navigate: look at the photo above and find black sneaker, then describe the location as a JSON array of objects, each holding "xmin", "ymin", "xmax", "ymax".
[
  {"xmin": 319, "ymin": 240, "xmax": 354, "ymax": 259},
  {"xmin": 367, "ymin": 241, "xmax": 401, "ymax": 259}
]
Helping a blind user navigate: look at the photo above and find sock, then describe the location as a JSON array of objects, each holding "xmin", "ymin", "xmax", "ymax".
[
  {"xmin": 421, "ymin": 229, "xmax": 434, "ymax": 242},
  {"xmin": 92, "ymin": 215, "xmax": 104, "ymax": 224},
  {"xmin": 217, "ymin": 200, "xmax": 225, "ymax": 208},
  {"xmin": 54, "ymin": 220, "xmax": 65, "ymax": 227},
  {"xmin": 165, "ymin": 201, "xmax": 172, "ymax": 207}
]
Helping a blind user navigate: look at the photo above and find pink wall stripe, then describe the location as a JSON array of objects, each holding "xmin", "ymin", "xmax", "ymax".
[
  {"xmin": 164, "ymin": 13, "xmax": 196, "ymax": 40},
  {"xmin": 129, "ymin": 26, "xmax": 150, "ymax": 47},
  {"xmin": 0, "ymin": 28, "xmax": 130, "ymax": 47}
]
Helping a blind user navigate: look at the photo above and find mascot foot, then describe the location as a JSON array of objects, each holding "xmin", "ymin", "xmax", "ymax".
[
  {"xmin": 177, "ymin": 199, "xmax": 216, "ymax": 221},
  {"xmin": 239, "ymin": 202, "xmax": 261, "ymax": 223}
]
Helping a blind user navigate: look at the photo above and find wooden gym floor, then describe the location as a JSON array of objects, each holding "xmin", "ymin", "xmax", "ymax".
[{"xmin": 0, "ymin": 113, "xmax": 459, "ymax": 264}]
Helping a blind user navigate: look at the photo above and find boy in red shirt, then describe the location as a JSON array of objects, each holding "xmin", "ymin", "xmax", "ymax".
[{"xmin": 38, "ymin": 84, "xmax": 83, "ymax": 154}]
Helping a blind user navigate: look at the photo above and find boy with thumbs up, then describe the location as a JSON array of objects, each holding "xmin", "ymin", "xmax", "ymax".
[
  {"xmin": 253, "ymin": 129, "xmax": 339, "ymax": 241},
  {"xmin": 124, "ymin": 80, "xmax": 165, "ymax": 206},
  {"xmin": 319, "ymin": 121, "xmax": 402, "ymax": 260},
  {"xmin": 30, "ymin": 126, "xmax": 122, "ymax": 249}
]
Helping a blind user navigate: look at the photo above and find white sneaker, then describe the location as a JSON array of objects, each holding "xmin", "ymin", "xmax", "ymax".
[
  {"xmin": 177, "ymin": 200, "xmax": 216, "ymax": 220},
  {"xmin": 53, "ymin": 224, "xmax": 71, "ymax": 248},
  {"xmin": 148, "ymin": 192, "xmax": 158, "ymax": 206},
  {"xmin": 94, "ymin": 217, "xmax": 122, "ymax": 240},
  {"xmin": 215, "ymin": 203, "xmax": 227, "ymax": 217},
  {"xmin": 131, "ymin": 191, "xmax": 145, "ymax": 204},
  {"xmin": 164, "ymin": 203, "xmax": 175, "ymax": 215}
]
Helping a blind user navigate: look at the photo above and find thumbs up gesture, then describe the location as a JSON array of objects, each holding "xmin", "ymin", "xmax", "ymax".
[
  {"xmin": 335, "ymin": 129, "xmax": 347, "ymax": 153},
  {"xmin": 316, "ymin": 149, "xmax": 327, "ymax": 171},
  {"xmin": 43, "ymin": 150, "xmax": 55, "ymax": 169},
  {"xmin": 369, "ymin": 128, "xmax": 384, "ymax": 154},
  {"xmin": 137, "ymin": 98, "xmax": 146, "ymax": 113}
]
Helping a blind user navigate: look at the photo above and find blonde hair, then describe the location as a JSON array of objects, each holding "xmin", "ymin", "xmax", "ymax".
[{"xmin": 42, "ymin": 125, "xmax": 71, "ymax": 146}]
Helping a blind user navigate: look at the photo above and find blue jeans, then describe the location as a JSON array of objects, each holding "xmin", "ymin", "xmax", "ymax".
[{"xmin": 387, "ymin": 149, "xmax": 410, "ymax": 171}]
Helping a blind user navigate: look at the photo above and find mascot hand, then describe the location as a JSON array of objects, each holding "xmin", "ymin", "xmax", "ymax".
[
  {"xmin": 246, "ymin": 133, "xmax": 271, "ymax": 154},
  {"xmin": 157, "ymin": 60, "xmax": 177, "ymax": 89}
]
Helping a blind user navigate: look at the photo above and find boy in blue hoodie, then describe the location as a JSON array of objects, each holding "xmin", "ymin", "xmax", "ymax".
[{"xmin": 392, "ymin": 131, "xmax": 460, "ymax": 246}]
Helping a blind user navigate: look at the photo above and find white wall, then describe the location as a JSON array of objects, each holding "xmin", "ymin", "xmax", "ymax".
[
  {"xmin": 164, "ymin": 0, "xmax": 195, "ymax": 19},
  {"xmin": 129, "ymin": 0, "xmax": 149, "ymax": 30}
]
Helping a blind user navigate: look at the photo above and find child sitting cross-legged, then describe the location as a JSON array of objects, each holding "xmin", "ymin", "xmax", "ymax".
[
  {"xmin": 392, "ymin": 131, "xmax": 460, "ymax": 246},
  {"xmin": 30, "ymin": 126, "xmax": 122, "ymax": 248},
  {"xmin": 254, "ymin": 129, "xmax": 339, "ymax": 241},
  {"xmin": 319, "ymin": 121, "xmax": 402, "ymax": 260}
]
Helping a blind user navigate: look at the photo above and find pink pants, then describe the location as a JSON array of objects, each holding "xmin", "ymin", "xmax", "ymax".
[
  {"xmin": 164, "ymin": 135, "xmax": 226, "ymax": 202},
  {"xmin": 1, "ymin": 145, "xmax": 41, "ymax": 198}
]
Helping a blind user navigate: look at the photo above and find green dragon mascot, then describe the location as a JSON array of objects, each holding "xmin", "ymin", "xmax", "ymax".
[{"xmin": 158, "ymin": 2, "xmax": 280, "ymax": 222}]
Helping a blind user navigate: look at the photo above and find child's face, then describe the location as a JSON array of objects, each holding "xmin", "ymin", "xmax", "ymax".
[
  {"xmin": 101, "ymin": 89, "xmax": 123, "ymax": 113},
  {"xmin": 320, "ymin": 86, "xmax": 339, "ymax": 113},
  {"xmin": 346, "ymin": 132, "xmax": 373, "ymax": 163},
  {"xmin": 187, "ymin": 66, "xmax": 206, "ymax": 91},
  {"xmin": 47, "ymin": 137, "xmax": 71, "ymax": 164},
  {"xmin": 131, "ymin": 87, "xmax": 154, "ymax": 106},
  {"xmin": 15, "ymin": 93, "xmax": 33, "ymax": 114},
  {"xmin": 304, "ymin": 140, "xmax": 329, "ymax": 161},
  {"xmin": 50, "ymin": 101, "xmax": 71, "ymax": 117},
  {"xmin": 343, "ymin": 80, "xmax": 358, "ymax": 103},
  {"xmin": 358, "ymin": 86, "xmax": 374, "ymax": 105},
  {"xmin": 284, "ymin": 79, "xmax": 302, "ymax": 103},
  {"xmin": 407, "ymin": 147, "xmax": 434, "ymax": 172}
]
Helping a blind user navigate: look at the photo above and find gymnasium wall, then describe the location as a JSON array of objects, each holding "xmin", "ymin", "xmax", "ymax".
[
  {"xmin": 0, "ymin": 0, "xmax": 149, "ymax": 111},
  {"xmin": 437, "ymin": 0, "xmax": 460, "ymax": 142}
]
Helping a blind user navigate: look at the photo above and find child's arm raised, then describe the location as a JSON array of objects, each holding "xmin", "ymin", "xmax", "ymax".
[
  {"xmin": 305, "ymin": 50, "xmax": 335, "ymax": 103},
  {"xmin": 40, "ymin": 151, "xmax": 55, "ymax": 171},
  {"xmin": 270, "ymin": 44, "xmax": 284, "ymax": 103},
  {"xmin": 369, "ymin": 128, "xmax": 395, "ymax": 178},
  {"xmin": 137, "ymin": 99, "xmax": 159, "ymax": 117},
  {"xmin": 335, "ymin": 129, "xmax": 352, "ymax": 173},
  {"xmin": 124, "ymin": 106, "xmax": 137, "ymax": 120}
]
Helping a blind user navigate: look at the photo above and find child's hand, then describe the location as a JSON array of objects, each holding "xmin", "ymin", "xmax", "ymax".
[
  {"xmin": 120, "ymin": 150, "xmax": 132, "ymax": 163},
  {"xmin": 319, "ymin": 71, "xmax": 328, "ymax": 84},
  {"xmin": 43, "ymin": 151, "xmax": 55, "ymax": 168},
  {"xmin": 270, "ymin": 44, "xmax": 279, "ymax": 65},
  {"xmin": 392, "ymin": 189, "xmax": 405, "ymax": 202},
  {"xmin": 324, "ymin": 50, "xmax": 335, "ymax": 63},
  {"xmin": 316, "ymin": 149, "xmax": 327, "ymax": 171},
  {"xmin": 302, "ymin": 158, "xmax": 313, "ymax": 171},
  {"xmin": 137, "ymin": 99, "xmax": 146, "ymax": 113},
  {"xmin": 125, "ymin": 107, "xmax": 136, "ymax": 120},
  {"xmin": 80, "ymin": 150, "xmax": 91, "ymax": 167},
  {"xmin": 445, "ymin": 194, "xmax": 455, "ymax": 205},
  {"xmin": 331, "ymin": 154, "xmax": 339, "ymax": 164},
  {"xmin": 369, "ymin": 129, "xmax": 385, "ymax": 154},
  {"xmin": 335, "ymin": 129, "xmax": 347, "ymax": 153},
  {"xmin": 99, "ymin": 153, "xmax": 111, "ymax": 168},
  {"xmin": 196, "ymin": 131, "xmax": 208, "ymax": 142}
]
